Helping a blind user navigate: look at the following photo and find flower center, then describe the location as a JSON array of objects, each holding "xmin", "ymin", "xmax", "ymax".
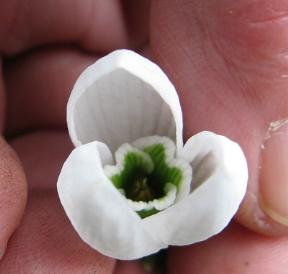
[
  {"xmin": 104, "ymin": 136, "xmax": 192, "ymax": 218},
  {"xmin": 126, "ymin": 177, "xmax": 158, "ymax": 202}
]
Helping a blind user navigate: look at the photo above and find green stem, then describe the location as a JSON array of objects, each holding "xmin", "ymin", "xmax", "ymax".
[{"xmin": 141, "ymin": 249, "xmax": 167, "ymax": 274}]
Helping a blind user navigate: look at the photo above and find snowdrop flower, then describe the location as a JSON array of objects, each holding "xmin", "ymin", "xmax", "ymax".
[{"xmin": 57, "ymin": 50, "xmax": 248, "ymax": 260}]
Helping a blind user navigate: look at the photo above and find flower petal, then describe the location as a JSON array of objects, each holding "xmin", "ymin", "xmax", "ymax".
[
  {"xmin": 142, "ymin": 131, "xmax": 248, "ymax": 246},
  {"xmin": 132, "ymin": 135, "xmax": 192, "ymax": 201},
  {"xmin": 67, "ymin": 49, "xmax": 183, "ymax": 152},
  {"xmin": 57, "ymin": 141, "xmax": 166, "ymax": 260}
]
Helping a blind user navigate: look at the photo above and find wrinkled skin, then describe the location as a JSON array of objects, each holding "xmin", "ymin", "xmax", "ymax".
[{"xmin": 1, "ymin": 0, "xmax": 288, "ymax": 273}]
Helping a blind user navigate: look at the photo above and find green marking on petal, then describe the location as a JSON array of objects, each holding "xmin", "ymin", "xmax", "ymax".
[
  {"xmin": 104, "ymin": 136, "xmax": 192, "ymax": 218},
  {"xmin": 143, "ymin": 144, "xmax": 183, "ymax": 192},
  {"xmin": 138, "ymin": 208, "xmax": 159, "ymax": 219}
]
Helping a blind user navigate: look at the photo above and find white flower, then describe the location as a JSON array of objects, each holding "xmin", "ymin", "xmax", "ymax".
[{"xmin": 57, "ymin": 50, "xmax": 248, "ymax": 260}]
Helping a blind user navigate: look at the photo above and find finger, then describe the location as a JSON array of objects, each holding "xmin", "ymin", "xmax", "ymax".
[
  {"xmin": 0, "ymin": 189, "xmax": 115, "ymax": 273},
  {"xmin": 0, "ymin": 0, "xmax": 150, "ymax": 55},
  {"xmin": 150, "ymin": 0, "xmax": 288, "ymax": 235},
  {"xmin": 0, "ymin": 137, "xmax": 27, "ymax": 258},
  {"xmin": 5, "ymin": 48, "xmax": 96, "ymax": 135},
  {"xmin": 10, "ymin": 130, "xmax": 72, "ymax": 189},
  {"xmin": 168, "ymin": 223, "xmax": 288, "ymax": 274}
]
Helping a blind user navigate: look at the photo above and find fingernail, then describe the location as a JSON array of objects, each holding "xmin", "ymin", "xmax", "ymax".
[{"xmin": 260, "ymin": 119, "xmax": 288, "ymax": 226}]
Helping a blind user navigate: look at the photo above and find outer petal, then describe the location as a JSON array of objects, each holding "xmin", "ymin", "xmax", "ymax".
[
  {"xmin": 67, "ymin": 49, "xmax": 183, "ymax": 152},
  {"xmin": 57, "ymin": 141, "xmax": 166, "ymax": 260},
  {"xmin": 143, "ymin": 131, "xmax": 248, "ymax": 246}
]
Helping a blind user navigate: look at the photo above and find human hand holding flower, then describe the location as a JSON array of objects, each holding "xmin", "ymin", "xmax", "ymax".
[{"xmin": 1, "ymin": 1, "xmax": 288, "ymax": 273}]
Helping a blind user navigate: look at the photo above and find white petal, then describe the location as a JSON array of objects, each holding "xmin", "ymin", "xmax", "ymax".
[
  {"xmin": 67, "ymin": 49, "xmax": 183, "ymax": 152},
  {"xmin": 94, "ymin": 141, "xmax": 114, "ymax": 166},
  {"xmin": 104, "ymin": 143, "xmax": 154, "ymax": 179},
  {"xmin": 132, "ymin": 135, "xmax": 176, "ymax": 159},
  {"xmin": 143, "ymin": 131, "xmax": 248, "ymax": 245},
  {"xmin": 57, "ymin": 141, "xmax": 166, "ymax": 260}
]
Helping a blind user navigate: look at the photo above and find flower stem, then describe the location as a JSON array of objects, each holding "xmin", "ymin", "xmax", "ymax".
[{"xmin": 141, "ymin": 249, "xmax": 167, "ymax": 274}]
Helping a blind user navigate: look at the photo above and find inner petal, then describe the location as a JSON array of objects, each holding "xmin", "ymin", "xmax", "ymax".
[{"xmin": 104, "ymin": 136, "xmax": 192, "ymax": 218}]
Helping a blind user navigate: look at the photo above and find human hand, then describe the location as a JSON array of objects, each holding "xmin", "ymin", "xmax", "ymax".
[{"xmin": 1, "ymin": 0, "xmax": 288, "ymax": 273}]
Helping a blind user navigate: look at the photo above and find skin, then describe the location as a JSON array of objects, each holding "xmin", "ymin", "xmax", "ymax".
[{"xmin": 0, "ymin": 0, "xmax": 288, "ymax": 272}]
